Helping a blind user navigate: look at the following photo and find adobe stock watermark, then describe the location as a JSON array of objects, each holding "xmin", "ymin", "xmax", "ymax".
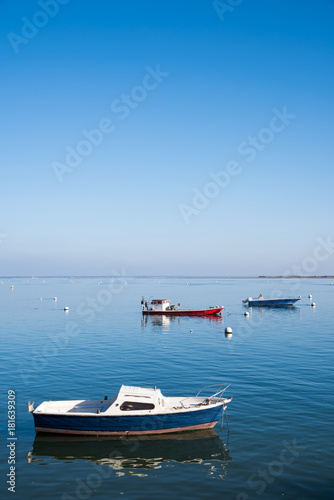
[
  {"xmin": 19, "ymin": 269, "xmax": 127, "ymax": 385},
  {"xmin": 178, "ymin": 106, "xmax": 296, "ymax": 224},
  {"xmin": 60, "ymin": 443, "xmax": 138, "ymax": 499},
  {"xmin": 7, "ymin": 0, "xmax": 71, "ymax": 54},
  {"xmin": 282, "ymin": 235, "xmax": 334, "ymax": 291},
  {"xmin": 0, "ymin": 232, "xmax": 8, "ymax": 245},
  {"xmin": 60, "ymin": 411, "xmax": 178, "ymax": 500},
  {"xmin": 225, "ymin": 234, "xmax": 334, "ymax": 353},
  {"xmin": 236, "ymin": 439, "xmax": 305, "ymax": 499},
  {"xmin": 213, "ymin": 0, "xmax": 245, "ymax": 22},
  {"xmin": 52, "ymin": 64, "xmax": 169, "ymax": 182}
]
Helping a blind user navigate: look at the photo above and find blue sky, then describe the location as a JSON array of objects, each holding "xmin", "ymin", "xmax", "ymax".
[{"xmin": 1, "ymin": 0, "xmax": 333, "ymax": 276}]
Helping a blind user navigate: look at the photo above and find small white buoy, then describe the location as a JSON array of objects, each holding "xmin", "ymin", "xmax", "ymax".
[
  {"xmin": 311, "ymin": 302, "xmax": 316, "ymax": 307},
  {"xmin": 308, "ymin": 294, "xmax": 312, "ymax": 299},
  {"xmin": 244, "ymin": 311, "xmax": 249, "ymax": 316},
  {"xmin": 190, "ymin": 329, "xmax": 193, "ymax": 333},
  {"xmin": 54, "ymin": 297, "xmax": 57, "ymax": 301},
  {"xmin": 64, "ymin": 306, "xmax": 69, "ymax": 311},
  {"xmin": 225, "ymin": 327, "xmax": 232, "ymax": 334},
  {"xmin": 225, "ymin": 330, "xmax": 232, "ymax": 338}
]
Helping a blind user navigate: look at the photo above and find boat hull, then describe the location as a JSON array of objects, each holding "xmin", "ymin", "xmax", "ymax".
[
  {"xmin": 33, "ymin": 405, "xmax": 224, "ymax": 436},
  {"xmin": 142, "ymin": 307, "xmax": 223, "ymax": 316},
  {"xmin": 247, "ymin": 298, "xmax": 301, "ymax": 307}
]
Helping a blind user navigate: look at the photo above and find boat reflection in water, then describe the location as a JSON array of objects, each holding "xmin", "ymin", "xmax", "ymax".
[
  {"xmin": 245, "ymin": 305, "xmax": 301, "ymax": 318},
  {"xmin": 142, "ymin": 313, "xmax": 223, "ymax": 330},
  {"xmin": 26, "ymin": 429, "xmax": 232, "ymax": 479},
  {"xmin": 142, "ymin": 313, "xmax": 175, "ymax": 329}
]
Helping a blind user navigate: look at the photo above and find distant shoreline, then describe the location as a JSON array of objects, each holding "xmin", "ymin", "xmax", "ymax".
[{"xmin": 1, "ymin": 276, "xmax": 333, "ymax": 280}]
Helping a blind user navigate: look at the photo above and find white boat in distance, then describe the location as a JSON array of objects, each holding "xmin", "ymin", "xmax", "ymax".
[{"xmin": 28, "ymin": 384, "xmax": 232, "ymax": 436}]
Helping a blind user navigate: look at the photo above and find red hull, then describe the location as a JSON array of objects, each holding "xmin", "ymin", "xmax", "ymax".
[{"xmin": 142, "ymin": 307, "xmax": 223, "ymax": 316}]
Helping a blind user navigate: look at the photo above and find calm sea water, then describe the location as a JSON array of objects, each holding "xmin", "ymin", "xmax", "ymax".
[{"xmin": 0, "ymin": 277, "xmax": 333, "ymax": 500}]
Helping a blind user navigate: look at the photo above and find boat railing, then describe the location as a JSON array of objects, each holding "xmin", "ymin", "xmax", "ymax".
[{"xmin": 196, "ymin": 383, "xmax": 230, "ymax": 400}]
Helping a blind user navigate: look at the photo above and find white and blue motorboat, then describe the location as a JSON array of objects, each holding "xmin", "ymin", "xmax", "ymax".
[
  {"xmin": 242, "ymin": 294, "xmax": 301, "ymax": 307},
  {"xmin": 27, "ymin": 384, "xmax": 232, "ymax": 436}
]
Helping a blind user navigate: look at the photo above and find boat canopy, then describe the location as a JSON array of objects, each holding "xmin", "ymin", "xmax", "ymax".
[
  {"xmin": 117, "ymin": 385, "xmax": 164, "ymax": 404},
  {"xmin": 143, "ymin": 298, "xmax": 171, "ymax": 312}
]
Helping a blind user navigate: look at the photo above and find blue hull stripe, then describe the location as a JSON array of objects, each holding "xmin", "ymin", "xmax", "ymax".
[{"xmin": 33, "ymin": 406, "xmax": 223, "ymax": 433}]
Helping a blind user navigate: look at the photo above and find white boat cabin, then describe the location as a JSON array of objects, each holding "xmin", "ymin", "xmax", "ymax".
[
  {"xmin": 149, "ymin": 299, "xmax": 170, "ymax": 311},
  {"xmin": 30, "ymin": 384, "xmax": 231, "ymax": 417},
  {"xmin": 141, "ymin": 298, "xmax": 182, "ymax": 312},
  {"xmin": 141, "ymin": 298, "xmax": 180, "ymax": 312}
]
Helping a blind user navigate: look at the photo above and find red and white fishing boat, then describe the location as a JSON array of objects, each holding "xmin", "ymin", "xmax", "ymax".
[{"xmin": 141, "ymin": 298, "xmax": 223, "ymax": 316}]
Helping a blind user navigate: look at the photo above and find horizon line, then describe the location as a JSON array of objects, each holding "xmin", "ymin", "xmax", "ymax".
[{"xmin": 1, "ymin": 275, "xmax": 333, "ymax": 279}]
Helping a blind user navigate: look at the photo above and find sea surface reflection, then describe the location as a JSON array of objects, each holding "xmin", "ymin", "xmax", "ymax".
[
  {"xmin": 27, "ymin": 429, "xmax": 232, "ymax": 478},
  {"xmin": 141, "ymin": 313, "xmax": 223, "ymax": 330}
]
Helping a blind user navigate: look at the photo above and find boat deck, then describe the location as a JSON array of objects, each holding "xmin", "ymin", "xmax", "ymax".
[
  {"xmin": 143, "ymin": 307, "xmax": 223, "ymax": 316},
  {"xmin": 33, "ymin": 396, "xmax": 227, "ymax": 416}
]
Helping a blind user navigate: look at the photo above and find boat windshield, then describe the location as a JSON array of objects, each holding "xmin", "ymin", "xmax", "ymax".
[{"xmin": 120, "ymin": 401, "xmax": 155, "ymax": 411}]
